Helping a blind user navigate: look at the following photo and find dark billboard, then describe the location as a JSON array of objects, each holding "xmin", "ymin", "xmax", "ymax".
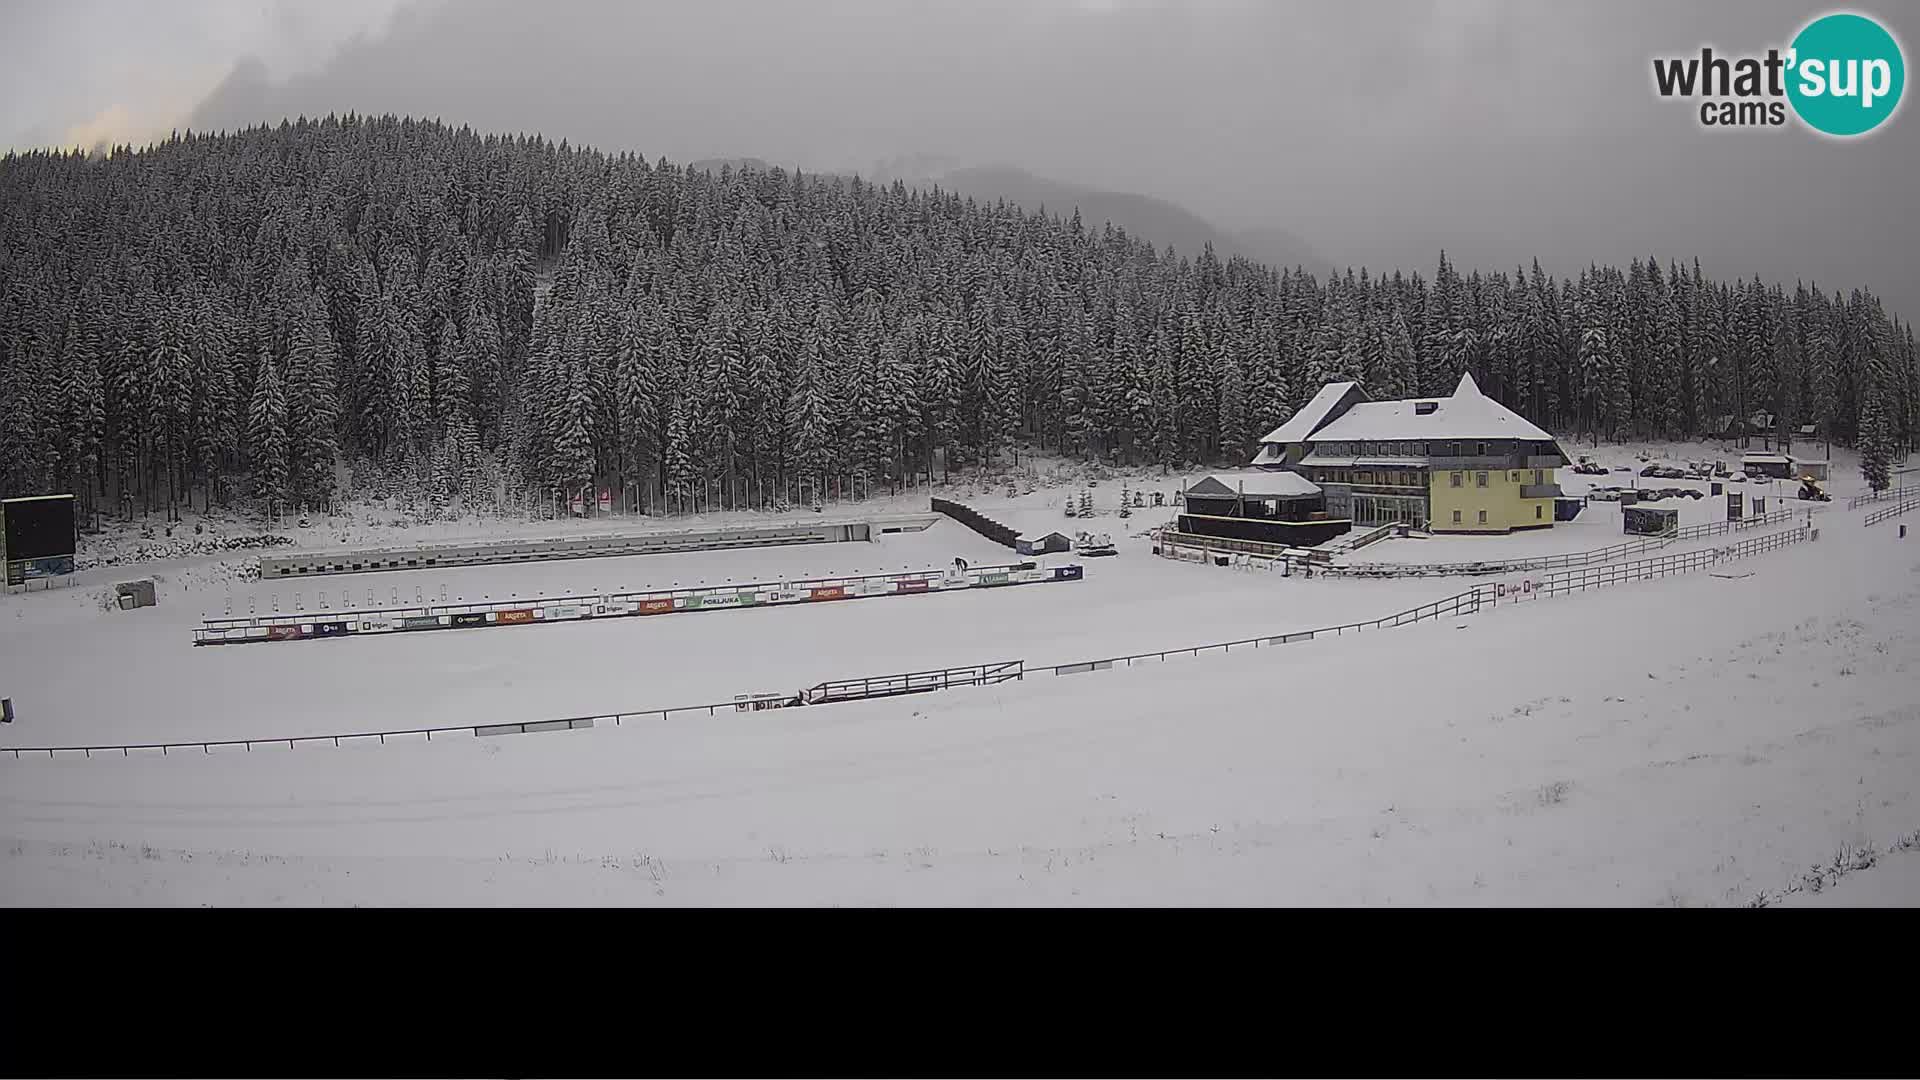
[{"xmin": 3, "ymin": 494, "xmax": 76, "ymax": 586}]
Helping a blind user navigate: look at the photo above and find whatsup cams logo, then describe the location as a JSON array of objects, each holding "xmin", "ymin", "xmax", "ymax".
[{"xmin": 1652, "ymin": 11, "xmax": 1905, "ymax": 136}]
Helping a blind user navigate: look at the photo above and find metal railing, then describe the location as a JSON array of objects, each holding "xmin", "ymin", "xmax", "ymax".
[
  {"xmin": 1323, "ymin": 507, "xmax": 1804, "ymax": 579},
  {"xmin": 1036, "ymin": 587, "xmax": 1487, "ymax": 675},
  {"xmin": 3, "ymin": 659, "xmax": 1027, "ymax": 760},
  {"xmin": 1670, "ymin": 506, "xmax": 1803, "ymax": 540},
  {"xmin": 1864, "ymin": 498, "xmax": 1920, "ymax": 527},
  {"xmin": 1341, "ymin": 521, "xmax": 1402, "ymax": 552},
  {"xmin": 1325, "ymin": 534, "xmax": 1676, "ymax": 578},
  {"xmin": 4, "ymin": 699, "xmax": 747, "ymax": 760},
  {"xmin": 1848, "ymin": 485, "xmax": 1920, "ymax": 509},
  {"xmin": 1483, "ymin": 524, "xmax": 1811, "ymax": 605},
  {"xmin": 802, "ymin": 660, "xmax": 1024, "ymax": 705},
  {"xmin": 1155, "ymin": 530, "xmax": 1328, "ymax": 563}
]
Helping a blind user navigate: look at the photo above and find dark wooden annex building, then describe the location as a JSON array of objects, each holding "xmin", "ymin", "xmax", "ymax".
[{"xmin": 1177, "ymin": 472, "xmax": 1352, "ymax": 548}]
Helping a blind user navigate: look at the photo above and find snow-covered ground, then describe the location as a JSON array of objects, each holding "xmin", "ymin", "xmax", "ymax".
[
  {"xmin": 2, "ymin": 441, "xmax": 1913, "ymax": 905},
  {"xmin": 0, "ymin": 515, "xmax": 1466, "ymax": 746}
]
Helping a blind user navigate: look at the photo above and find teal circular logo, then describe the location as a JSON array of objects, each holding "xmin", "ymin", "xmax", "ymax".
[{"xmin": 1787, "ymin": 12, "xmax": 1905, "ymax": 136}]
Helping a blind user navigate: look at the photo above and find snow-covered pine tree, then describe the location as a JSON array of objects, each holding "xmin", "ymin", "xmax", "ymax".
[
  {"xmin": 1859, "ymin": 388, "xmax": 1892, "ymax": 491},
  {"xmin": 248, "ymin": 347, "xmax": 289, "ymax": 504}
]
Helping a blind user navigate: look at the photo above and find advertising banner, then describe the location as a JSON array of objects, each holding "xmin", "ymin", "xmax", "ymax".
[{"xmin": 5, "ymin": 555, "xmax": 75, "ymax": 586}]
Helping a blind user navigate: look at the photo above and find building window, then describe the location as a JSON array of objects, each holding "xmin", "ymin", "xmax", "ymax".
[
  {"xmin": 1536, "ymin": 505, "xmax": 1543, "ymax": 520},
  {"xmin": 1511, "ymin": 471, "xmax": 1521, "ymax": 483},
  {"xmin": 1477, "ymin": 442, "xmax": 1487, "ymax": 456},
  {"xmin": 1452, "ymin": 510, "xmax": 1462, "ymax": 524},
  {"xmin": 1534, "ymin": 469, "xmax": 1543, "ymax": 484},
  {"xmin": 1476, "ymin": 472, "xmax": 1489, "ymax": 487},
  {"xmin": 1450, "ymin": 472, "xmax": 1462, "ymax": 488},
  {"xmin": 1478, "ymin": 509, "xmax": 1488, "ymax": 524}
]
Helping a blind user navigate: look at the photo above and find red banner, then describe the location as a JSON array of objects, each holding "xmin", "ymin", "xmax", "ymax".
[
  {"xmin": 497, "ymin": 609, "xmax": 534, "ymax": 624},
  {"xmin": 810, "ymin": 586, "xmax": 846, "ymax": 601},
  {"xmin": 638, "ymin": 598, "xmax": 675, "ymax": 615}
]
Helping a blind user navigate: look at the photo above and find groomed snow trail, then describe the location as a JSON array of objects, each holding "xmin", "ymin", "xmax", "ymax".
[{"xmin": 2, "ymin": 502, "xmax": 1914, "ymax": 905}]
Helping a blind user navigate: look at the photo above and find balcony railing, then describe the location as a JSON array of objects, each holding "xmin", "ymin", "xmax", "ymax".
[
  {"xmin": 1520, "ymin": 483, "xmax": 1564, "ymax": 499},
  {"xmin": 1427, "ymin": 455, "xmax": 1520, "ymax": 470}
]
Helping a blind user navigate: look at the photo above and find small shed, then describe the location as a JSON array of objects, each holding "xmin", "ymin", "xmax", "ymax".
[
  {"xmin": 1796, "ymin": 460, "xmax": 1830, "ymax": 482},
  {"xmin": 1553, "ymin": 497, "xmax": 1585, "ymax": 522},
  {"xmin": 114, "ymin": 579, "xmax": 157, "ymax": 609},
  {"xmin": 1623, "ymin": 505, "xmax": 1679, "ymax": 536},
  {"xmin": 1742, "ymin": 452, "xmax": 1795, "ymax": 480},
  {"xmin": 1015, "ymin": 531, "xmax": 1073, "ymax": 556}
]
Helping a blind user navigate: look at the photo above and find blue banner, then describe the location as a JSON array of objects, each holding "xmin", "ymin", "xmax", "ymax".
[{"xmin": 6, "ymin": 555, "xmax": 74, "ymax": 586}]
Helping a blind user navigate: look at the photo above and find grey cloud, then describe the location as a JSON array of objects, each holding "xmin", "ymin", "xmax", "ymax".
[{"xmin": 153, "ymin": 0, "xmax": 1920, "ymax": 318}]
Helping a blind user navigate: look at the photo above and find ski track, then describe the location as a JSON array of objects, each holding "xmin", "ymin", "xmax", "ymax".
[{"xmin": 2, "ymin": 451, "xmax": 1917, "ymax": 905}]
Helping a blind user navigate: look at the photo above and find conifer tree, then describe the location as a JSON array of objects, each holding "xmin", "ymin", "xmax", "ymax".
[{"xmin": 247, "ymin": 348, "xmax": 289, "ymax": 503}]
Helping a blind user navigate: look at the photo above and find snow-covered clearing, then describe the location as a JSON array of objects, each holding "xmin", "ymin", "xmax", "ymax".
[
  {"xmin": 3, "ymin": 514, "xmax": 1461, "ymax": 746},
  {"xmin": 2, "ymin": 442, "xmax": 1912, "ymax": 905}
]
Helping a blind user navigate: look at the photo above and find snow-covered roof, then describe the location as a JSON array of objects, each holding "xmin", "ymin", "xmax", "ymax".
[
  {"xmin": 1259, "ymin": 382, "xmax": 1363, "ymax": 445},
  {"xmin": 1189, "ymin": 471, "xmax": 1322, "ymax": 499},
  {"xmin": 1248, "ymin": 443, "xmax": 1286, "ymax": 465},
  {"xmin": 1307, "ymin": 372, "xmax": 1555, "ymax": 443},
  {"xmin": 1741, "ymin": 453, "xmax": 1793, "ymax": 463}
]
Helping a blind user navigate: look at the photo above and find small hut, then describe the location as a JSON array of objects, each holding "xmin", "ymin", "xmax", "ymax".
[
  {"xmin": 1015, "ymin": 531, "xmax": 1073, "ymax": 556},
  {"xmin": 1623, "ymin": 505, "xmax": 1679, "ymax": 536},
  {"xmin": 1741, "ymin": 452, "xmax": 1795, "ymax": 480}
]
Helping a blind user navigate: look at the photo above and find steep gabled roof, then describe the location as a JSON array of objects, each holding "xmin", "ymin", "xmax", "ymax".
[
  {"xmin": 1307, "ymin": 372, "xmax": 1555, "ymax": 443},
  {"xmin": 1258, "ymin": 381, "xmax": 1364, "ymax": 445}
]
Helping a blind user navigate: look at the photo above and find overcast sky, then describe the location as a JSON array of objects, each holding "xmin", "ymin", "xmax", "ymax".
[{"xmin": 5, "ymin": 0, "xmax": 1916, "ymax": 317}]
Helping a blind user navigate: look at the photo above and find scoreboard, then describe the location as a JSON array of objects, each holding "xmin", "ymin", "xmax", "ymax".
[{"xmin": 2, "ymin": 493, "xmax": 77, "ymax": 587}]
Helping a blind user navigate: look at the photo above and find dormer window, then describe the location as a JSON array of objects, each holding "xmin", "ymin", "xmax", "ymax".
[{"xmin": 1414, "ymin": 401, "xmax": 1438, "ymax": 415}]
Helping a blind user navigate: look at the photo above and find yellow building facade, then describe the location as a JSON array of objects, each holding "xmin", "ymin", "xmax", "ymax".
[{"xmin": 1428, "ymin": 464, "xmax": 1559, "ymax": 533}]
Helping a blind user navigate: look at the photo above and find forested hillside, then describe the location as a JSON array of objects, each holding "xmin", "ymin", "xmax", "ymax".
[{"xmin": 1, "ymin": 115, "xmax": 1915, "ymax": 519}]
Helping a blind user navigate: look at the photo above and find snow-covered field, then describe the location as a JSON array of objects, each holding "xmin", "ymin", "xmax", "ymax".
[{"xmin": 2, "ymin": 443, "xmax": 1914, "ymax": 905}]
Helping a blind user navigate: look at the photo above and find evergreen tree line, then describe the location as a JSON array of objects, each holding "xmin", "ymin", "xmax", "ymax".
[{"xmin": 3, "ymin": 114, "xmax": 1916, "ymax": 520}]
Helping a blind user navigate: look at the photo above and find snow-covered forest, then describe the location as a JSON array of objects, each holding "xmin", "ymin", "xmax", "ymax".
[{"xmin": 1, "ymin": 114, "xmax": 1915, "ymax": 518}]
